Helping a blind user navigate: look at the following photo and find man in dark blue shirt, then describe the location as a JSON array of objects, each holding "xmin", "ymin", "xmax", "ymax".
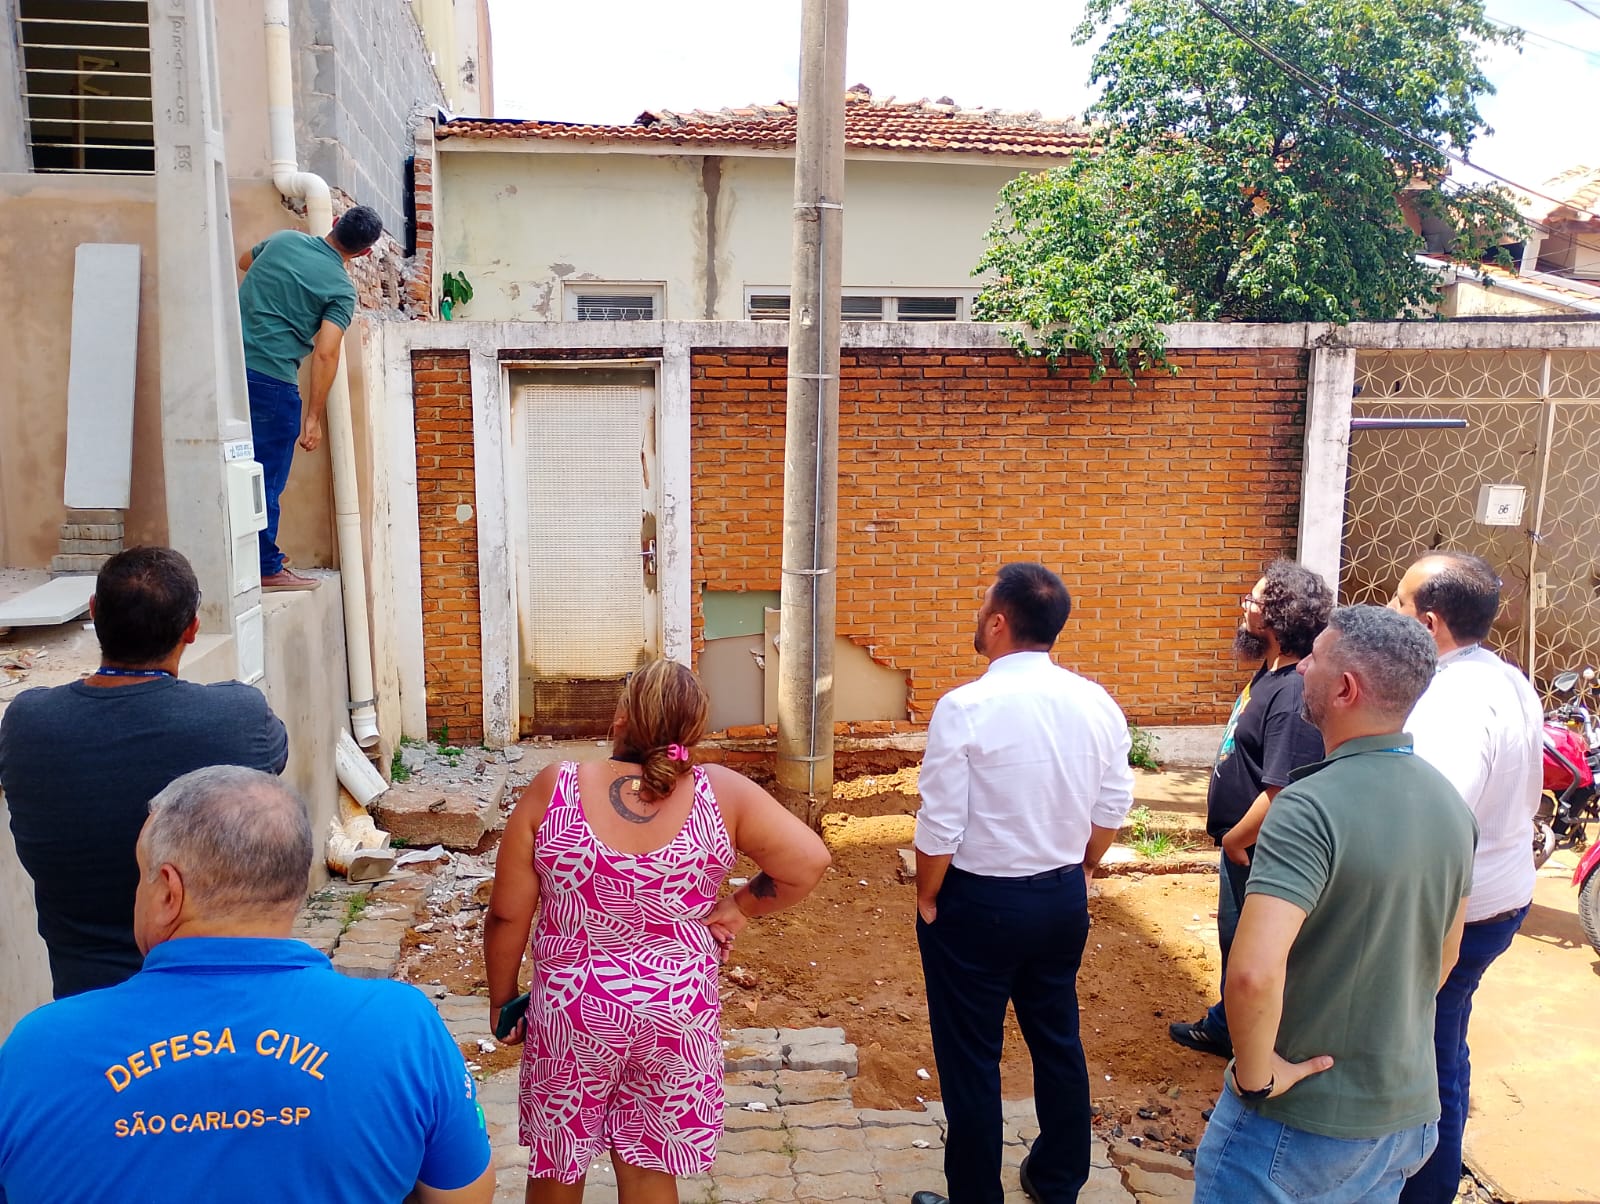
[{"xmin": 0, "ymin": 547, "xmax": 287, "ymax": 997}]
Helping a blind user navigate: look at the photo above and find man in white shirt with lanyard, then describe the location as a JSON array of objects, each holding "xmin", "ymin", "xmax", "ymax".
[
  {"xmin": 911, "ymin": 563, "xmax": 1135, "ymax": 1204},
  {"xmin": 1388, "ymin": 552, "xmax": 1542, "ymax": 1204}
]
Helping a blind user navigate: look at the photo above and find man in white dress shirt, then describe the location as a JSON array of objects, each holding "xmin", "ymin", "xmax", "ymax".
[
  {"xmin": 912, "ymin": 563, "xmax": 1135, "ymax": 1204},
  {"xmin": 1389, "ymin": 552, "xmax": 1543, "ymax": 1204}
]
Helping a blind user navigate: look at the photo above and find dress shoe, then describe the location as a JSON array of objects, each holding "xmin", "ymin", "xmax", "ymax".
[
  {"xmin": 1020, "ymin": 1152, "xmax": 1040, "ymax": 1201},
  {"xmin": 910, "ymin": 1193, "xmax": 949, "ymax": 1204},
  {"xmin": 1168, "ymin": 1018, "xmax": 1233, "ymax": 1058}
]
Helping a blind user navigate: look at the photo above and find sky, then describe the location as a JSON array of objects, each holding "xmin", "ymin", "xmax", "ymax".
[{"xmin": 486, "ymin": 0, "xmax": 1599, "ymax": 208}]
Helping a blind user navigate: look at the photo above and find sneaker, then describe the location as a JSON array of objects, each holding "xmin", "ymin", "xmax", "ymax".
[
  {"xmin": 1168, "ymin": 1018, "xmax": 1233, "ymax": 1059},
  {"xmin": 1020, "ymin": 1153, "xmax": 1040, "ymax": 1201},
  {"xmin": 261, "ymin": 568, "xmax": 320, "ymax": 591}
]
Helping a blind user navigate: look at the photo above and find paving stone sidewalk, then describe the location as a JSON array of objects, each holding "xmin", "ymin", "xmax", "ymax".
[{"xmin": 298, "ymin": 880, "xmax": 1192, "ymax": 1204}]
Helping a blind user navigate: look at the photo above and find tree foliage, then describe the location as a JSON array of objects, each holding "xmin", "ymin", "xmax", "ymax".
[{"xmin": 973, "ymin": 0, "xmax": 1525, "ymax": 377}]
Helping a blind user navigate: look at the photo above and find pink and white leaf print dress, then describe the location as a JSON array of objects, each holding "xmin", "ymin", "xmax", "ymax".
[{"xmin": 518, "ymin": 762, "xmax": 735, "ymax": 1182}]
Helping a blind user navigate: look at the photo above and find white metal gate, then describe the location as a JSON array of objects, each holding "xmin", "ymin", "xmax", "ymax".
[
  {"xmin": 1342, "ymin": 349, "xmax": 1600, "ymax": 699},
  {"xmin": 511, "ymin": 369, "xmax": 659, "ymax": 735}
]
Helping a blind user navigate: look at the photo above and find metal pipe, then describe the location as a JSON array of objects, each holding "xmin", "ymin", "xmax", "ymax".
[
  {"xmin": 1349, "ymin": 417, "xmax": 1468, "ymax": 430},
  {"xmin": 1528, "ymin": 352, "xmax": 1557, "ymax": 677},
  {"xmin": 263, "ymin": 0, "xmax": 379, "ymax": 747}
]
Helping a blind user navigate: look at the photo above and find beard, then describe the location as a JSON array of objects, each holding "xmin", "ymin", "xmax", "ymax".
[{"xmin": 1233, "ymin": 627, "xmax": 1269, "ymax": 662}]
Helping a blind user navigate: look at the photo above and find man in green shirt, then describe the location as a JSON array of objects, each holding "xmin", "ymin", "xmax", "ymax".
[
  {"xmin": 1194, "ymin": 605, "xmax": 1477, "ymax": 1204},
  {"xmin": 236, "ymin": 205, "xmax": 382, "ymax": 590}
]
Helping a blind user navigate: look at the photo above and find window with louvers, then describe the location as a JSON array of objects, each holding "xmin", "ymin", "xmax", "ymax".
[
  {"xmin": 897, "ymin": 296, "xmax": 960, "ymax": 321},
  {"xmin": 19, "ymin": 0, "xmax": 154, "ymax": 175},
  {"xmin": 745, "ymin": 292, "xmax": 964, "ymax": 321},
  {"xmin": 574, "ymin": 293, "xmax": 657, "ymax": 321}
]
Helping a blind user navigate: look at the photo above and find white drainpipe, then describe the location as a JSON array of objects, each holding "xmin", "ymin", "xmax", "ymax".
[{"xmin": 263, "ymin": 0, "xmax": 380, "ymax": 748}]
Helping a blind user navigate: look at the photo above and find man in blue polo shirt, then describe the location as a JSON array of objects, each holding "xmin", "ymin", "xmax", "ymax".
[
  {"xmin": 236, "ymin": 205, "xmax": 382, "ymax": 591},
  {"xmin": 0, "ymin": 766, "xmax": 492, "ymax": 1204}
]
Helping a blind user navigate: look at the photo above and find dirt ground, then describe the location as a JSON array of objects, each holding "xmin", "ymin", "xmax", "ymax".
[{"xmin": 399, "ymin": 767, "xmax": 1228, "ymax": 1155}]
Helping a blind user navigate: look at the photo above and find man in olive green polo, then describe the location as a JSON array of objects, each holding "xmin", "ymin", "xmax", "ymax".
[
  {"xmin": 1193, "ymin": 605, "xmax": 1477, "ymax": 1204},
  {"xmin": 236, "ymin": 205, "xmax": 382, "ymax": 590}
]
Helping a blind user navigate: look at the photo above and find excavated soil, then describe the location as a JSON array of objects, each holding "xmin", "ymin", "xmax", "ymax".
[{"xmin": 399, "ymin": 774, "xmax": 1228, "ymax": 1153}]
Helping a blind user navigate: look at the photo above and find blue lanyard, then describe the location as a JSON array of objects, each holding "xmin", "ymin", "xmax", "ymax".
[
  {"xmin": 94, "ymin": 667, "xmax": 173, "ymax": 679},
  {"xmin": 1366, "ymin": 747, "xmax": 1413, "ymax": 756}
]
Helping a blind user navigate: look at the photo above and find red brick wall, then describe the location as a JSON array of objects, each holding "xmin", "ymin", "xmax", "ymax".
[
  {"xmin": 691, "ymin": 348, "xmax": 1309, "ymax": 725},
  {"xmin": 412, "ymin": 350, "xmax": 483, "ymax": 742},
  {"xmin": 410, "ymin": 345, "xmax": 1309, "ymax": 735}
]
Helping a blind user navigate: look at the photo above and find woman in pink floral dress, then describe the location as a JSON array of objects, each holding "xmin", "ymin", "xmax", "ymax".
[{"xmin": 485, "ymin": 659, "xmax": 830, "ymax": 1203}]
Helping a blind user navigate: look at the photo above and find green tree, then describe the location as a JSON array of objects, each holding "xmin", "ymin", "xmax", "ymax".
[{"xmin": 973, "ymin": 0, "xmax": 1524, "ymax": 377}]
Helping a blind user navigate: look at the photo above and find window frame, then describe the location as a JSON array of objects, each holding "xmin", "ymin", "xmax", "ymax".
[
  {"xmin": 561, "ymin": 282, "xmax": 666, "ymax": 322},
  {"xmin": 743, "ymin": 286, "xmax": 975, "ymax": 322}
]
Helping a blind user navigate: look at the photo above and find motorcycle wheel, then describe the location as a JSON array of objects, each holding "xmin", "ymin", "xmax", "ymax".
[
  {"xmin": 1534, "ymin": 820, "xmax": 1557, "ymax": 870},
  {"xmin": 1581, "ymin": 867, "xmax": 1600, "ymax": 959}
]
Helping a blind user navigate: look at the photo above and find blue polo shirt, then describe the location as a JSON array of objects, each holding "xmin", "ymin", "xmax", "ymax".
[{"xmin": 0, "ymin": 938, "xmax": 489, "ymax": 1203}]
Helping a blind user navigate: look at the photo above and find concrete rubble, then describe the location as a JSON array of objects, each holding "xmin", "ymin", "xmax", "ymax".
[{"xmin": 371, "ymin": 740, "xmax": 524, "ymax": 849}]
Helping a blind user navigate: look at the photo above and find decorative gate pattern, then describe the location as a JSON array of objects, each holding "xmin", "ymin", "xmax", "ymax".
[{"xmin": 1342, "ymin": 349, "xmax": 1600, "ymax": 699}]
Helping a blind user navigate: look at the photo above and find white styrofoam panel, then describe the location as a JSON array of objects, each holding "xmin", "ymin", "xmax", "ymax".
[
  {"xmin": 0, "ymin": 576, "xmax": 95, "ymax": 627},
  {"xmin": 63, "ymin": 244, "xmax": 142, "ymax": 509}
]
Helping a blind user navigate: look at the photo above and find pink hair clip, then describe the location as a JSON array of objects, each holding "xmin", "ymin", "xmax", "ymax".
[{"xmin": 667, "ymin": 743, "xmax": 690, "ymax": 762}]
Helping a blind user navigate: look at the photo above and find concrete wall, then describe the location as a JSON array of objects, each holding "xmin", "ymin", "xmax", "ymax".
[
  {"xmin": 412, "ymin": 0, "xmax": 493, "ymax": 116},
  {"xmin": 0, "ymin": 0, "xmax": 27, "ymax": 173},
  {"xmin": 0, "ymin": 175, "xmax": 336, "ymax": 570},
  {"xmin": 1442, "ymin": 278, "xmax": 1572, "ymax": 318},
  {"xmin": 435, "ymin": 149, "xmax": 1022, "ymax": 321},
  {"xmin": 0, "ymin": 805, "xmax": 49, "ymax": 1042},
  {"xmin": 293, "ymin": 0, "xmax": 444, "ymax": 233}
]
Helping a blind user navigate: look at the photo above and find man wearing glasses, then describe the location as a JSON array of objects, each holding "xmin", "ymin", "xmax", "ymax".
[
  {"xmin": 1170, "ymin": 560, "xmax": 1332, "ymax": 1061},
  {"xmin": 0, "ymin": 547, "xmax": 287, "ymax": 998}
]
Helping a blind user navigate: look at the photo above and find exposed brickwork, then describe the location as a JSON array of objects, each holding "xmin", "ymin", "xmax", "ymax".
[
  {"xmin": 412, "ymin": 350, "xmax": 482, "ymax": 742},
  {"xmin": 407, "ymin": 147, "xmax": 434, "ymax": 315},
  {"xmin": 409, "ymin": 344, "xmax": 1309, "ymax": 734},
  {"xmin": 691, "ymin": 348, "xmax": 1309, "ymax": 726}
]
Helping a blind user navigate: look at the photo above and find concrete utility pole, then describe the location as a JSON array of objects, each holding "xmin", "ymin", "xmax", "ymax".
[{"xmin": 775, "ymin": 0, "xmax": 847, "ymax": 828}]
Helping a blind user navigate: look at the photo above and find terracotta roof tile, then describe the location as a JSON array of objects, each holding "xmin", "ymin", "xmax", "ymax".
[
  {"xmin": 438, "ymin": 86, "xmax": 1095, "ymax": 158},
  {"xmin": 1527, "ymin": 165, "xmax": 1600, "ymax": 224}
]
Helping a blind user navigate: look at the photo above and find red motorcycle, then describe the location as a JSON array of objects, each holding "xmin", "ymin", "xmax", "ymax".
[{"xmin": 1539, "ymin": 668, "xmax": 1600, "ymax": 956}]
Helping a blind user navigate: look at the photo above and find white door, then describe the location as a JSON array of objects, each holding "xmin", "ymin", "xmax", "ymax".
[{"xmin": 511, "ymin": 369, "xmax": 659, "ymax": 735}]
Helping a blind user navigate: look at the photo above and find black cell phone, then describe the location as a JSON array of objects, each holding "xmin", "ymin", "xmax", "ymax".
[{"xmin": 494, "ymin": 992, "xmax": 531, "ymax": 1041}]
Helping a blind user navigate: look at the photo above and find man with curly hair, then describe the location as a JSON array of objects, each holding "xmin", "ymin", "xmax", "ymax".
[{"xmin": 1170, "ymin": 560, "xmax": 1333, "ymax": 1060}]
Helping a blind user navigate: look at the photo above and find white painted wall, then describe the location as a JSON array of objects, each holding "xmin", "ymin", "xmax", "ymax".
[{"xmin": 435, "ymin": 148, "xmax": 1026, "ymax": 322}]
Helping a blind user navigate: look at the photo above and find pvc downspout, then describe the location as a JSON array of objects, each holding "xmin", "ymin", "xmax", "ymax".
[{"xmin": 263, "ymin": 0, "xmax": 380, "ymax": 747}]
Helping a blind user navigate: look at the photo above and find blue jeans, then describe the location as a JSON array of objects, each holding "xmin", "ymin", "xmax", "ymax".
[
  {"xmin": 1398, "ymin": 903, "xmax": 1528, "ymax": 1204},
  {"xmin": 1201, "ymin": 850, "xmax": 1253, "ymax": 1042},
  {"xmin": 246, "ymin": 368, "xmax": 302, "ymax": 577},
  {"xmin": 1197, "ymin": 1087, "xmax": 1437, "ymax": 1204},
  {"xmin": 917, "ymin": 866, "xmax": 1092, "ymax": 1204}
]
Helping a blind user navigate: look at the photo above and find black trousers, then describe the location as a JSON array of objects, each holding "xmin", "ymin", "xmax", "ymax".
[{"xmin": 917, "ymin": 865, "xmax": 1092, "ymax": 1204}]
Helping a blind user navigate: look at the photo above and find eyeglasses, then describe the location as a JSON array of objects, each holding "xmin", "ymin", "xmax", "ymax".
[{"xmin": 1240, "ymin": 595, "xmax": 1264, "ymax": 611}]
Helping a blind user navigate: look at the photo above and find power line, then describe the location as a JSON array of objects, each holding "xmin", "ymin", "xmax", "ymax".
[
  {"xmin": 1559, "ymin": 0, "xmax": 1600, "ymax": 23},
  {"xmin": 1486, "ymin": 15, "xmax": 1600, "ymax": 60},
  {"xmin": 1190, "ymin": 0, "xmax": 1600, "ymax": 224}
]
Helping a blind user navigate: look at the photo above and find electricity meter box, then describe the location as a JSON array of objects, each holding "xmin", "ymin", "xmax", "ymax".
[
  {"xmin": 1474, "ymin": 483, "xmax": 1526, "ymax": 528},
  {"xmin": 225, "ymin": 455, "xmax": 267, "ymax": 597}
]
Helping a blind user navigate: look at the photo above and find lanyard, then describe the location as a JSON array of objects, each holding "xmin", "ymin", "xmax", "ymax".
[{"xmin": 94, "ymin": 667, "xmax": 173, "ymax": 679}]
